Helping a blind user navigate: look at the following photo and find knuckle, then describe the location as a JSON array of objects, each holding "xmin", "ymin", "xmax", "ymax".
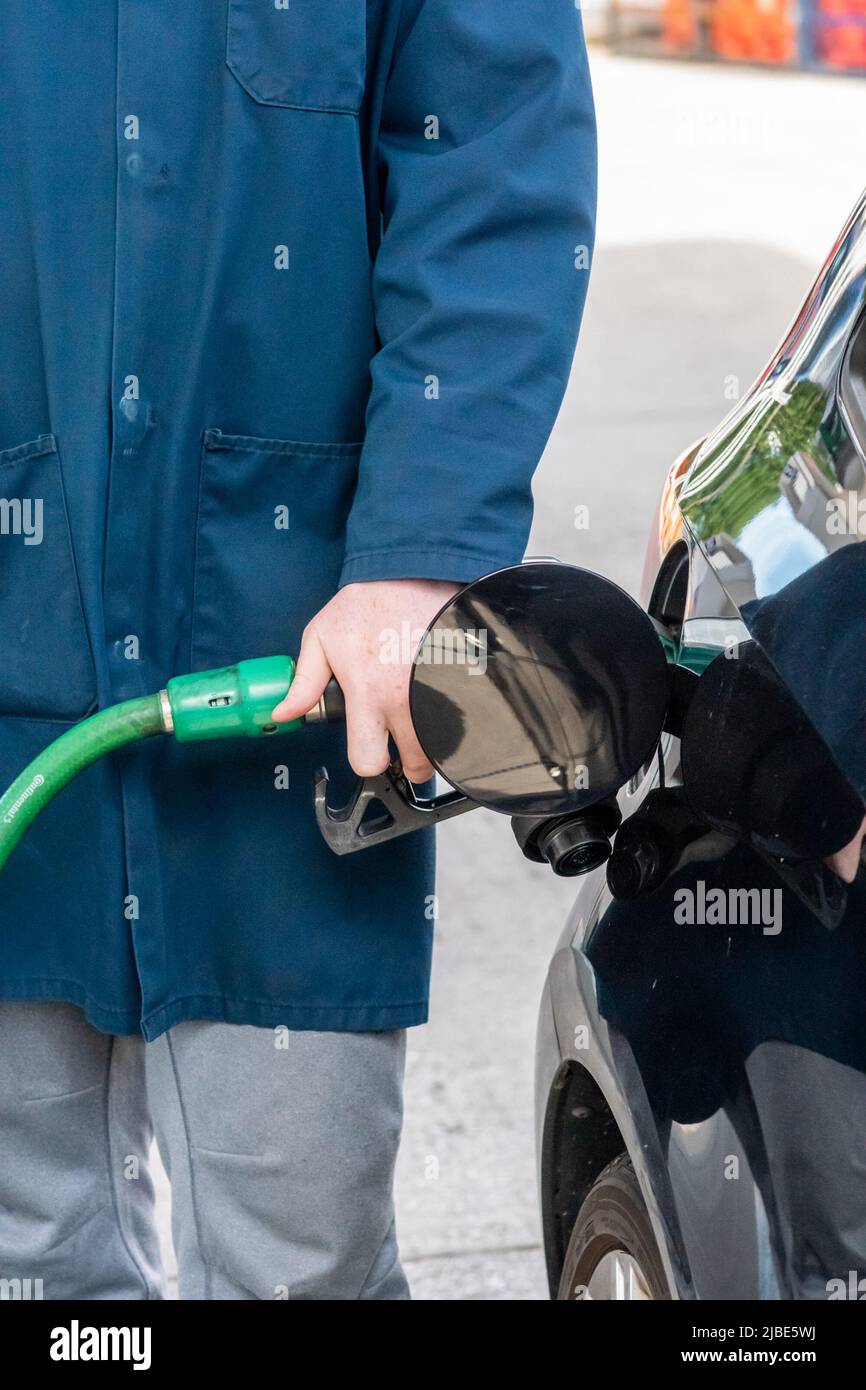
[
  {"xmin": 351, "ymin": 756, "xmax": 390, "ymax": 778},
  {"xmin": 403, "ymin": 761, "xmax": 433, "ymax": 784}
]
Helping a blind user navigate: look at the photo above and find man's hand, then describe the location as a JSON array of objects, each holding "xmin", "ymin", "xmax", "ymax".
[
  {"xmin": 825, "ymin": 811, "xmax": 866, "ymax": 884},
  {"xmin": 272, "ymin": 579, "xmax": 461, "ymax": 782}
]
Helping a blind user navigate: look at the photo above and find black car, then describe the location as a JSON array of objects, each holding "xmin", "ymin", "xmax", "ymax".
[{"xmin": 534, "ymin": 189, "xmax": 866, "ymax": 1302}]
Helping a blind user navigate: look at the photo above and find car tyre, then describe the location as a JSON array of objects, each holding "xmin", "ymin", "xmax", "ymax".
[{"xmin": 557, "ymin": 1153, "xmax": 670, "ymax": 1300}]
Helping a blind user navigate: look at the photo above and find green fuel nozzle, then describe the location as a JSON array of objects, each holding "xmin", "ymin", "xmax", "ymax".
[
  {"xmin": 166, "ymin": 655, "xmax": 346, "ymax": 740},
  {"xmin": 167, "ymin": 655, "xmax": 302, "ymax": 740},
  {"xmin": 0, "ymin": 655, "xmax": 344, "ymax": 874}
]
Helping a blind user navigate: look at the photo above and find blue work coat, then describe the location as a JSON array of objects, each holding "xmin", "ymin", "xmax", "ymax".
[{"xmin": 0, "ymin": 2, "xmax": 596, "ymax": 1038}]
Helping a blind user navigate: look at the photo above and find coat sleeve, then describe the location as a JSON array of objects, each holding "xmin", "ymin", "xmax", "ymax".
[{"xmin": 339, "ymin": 0, "xmax": 597, "ymax": 587}]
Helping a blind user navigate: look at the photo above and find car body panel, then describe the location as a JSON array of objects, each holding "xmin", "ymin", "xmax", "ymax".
[{"xmin": 538, "ymin": 188, "xmax": 866, "ymax": 1301}]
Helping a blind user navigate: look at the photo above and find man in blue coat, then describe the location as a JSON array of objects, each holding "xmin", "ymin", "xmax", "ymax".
[{"xmin": 0, "ymin": 2, "xmax": 595, "ymax": 1298}]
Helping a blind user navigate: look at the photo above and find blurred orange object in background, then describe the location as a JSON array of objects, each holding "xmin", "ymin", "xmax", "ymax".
[
  {"xmin": 817, "ymin": 0, "xmax": 866, "ymax": 12},
  {"xmin": 710, "ymin": 0, "xmax": 797, "ymax": 63},
  {"xmin": 629, "ymin": 0, "xmax": 866, "ymax": 74},
  {"xmin": 662, "ymin": 0, "xmax": 699, "ymax": 50},
  {"xmin": 819, "ymin": 20, "xmax": 866, "ymax": 67}
]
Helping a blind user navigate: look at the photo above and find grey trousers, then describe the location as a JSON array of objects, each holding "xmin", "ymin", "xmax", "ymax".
[{"xmin": 0, "ymin": 1002, "xmax": 408, "ymax": 1300}]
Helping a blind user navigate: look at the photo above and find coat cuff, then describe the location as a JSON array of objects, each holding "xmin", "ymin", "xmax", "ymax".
[{"xmin": 339, "ymin": 545, "xmax": 524, "ymax": 588}]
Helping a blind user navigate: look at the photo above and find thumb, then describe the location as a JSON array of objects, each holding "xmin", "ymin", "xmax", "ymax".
[{"xmin": 272, "ymin": 628, "xmax": 331, "ymax": 721}]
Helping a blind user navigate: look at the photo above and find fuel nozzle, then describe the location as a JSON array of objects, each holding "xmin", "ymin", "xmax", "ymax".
[{"xmin": 166, "ymin": 657, "xmax": 345, "ymax": 741}]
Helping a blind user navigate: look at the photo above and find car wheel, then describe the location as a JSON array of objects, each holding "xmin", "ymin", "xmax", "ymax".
[{"xmin": 557, "ymin": 1154, "xmax": 670, "ymax": 1300}]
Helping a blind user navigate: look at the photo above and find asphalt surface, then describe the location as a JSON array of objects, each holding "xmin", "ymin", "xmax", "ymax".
[{"xmin": 155, "ymin": 52, "xmax": 866, "ymax": 1299}]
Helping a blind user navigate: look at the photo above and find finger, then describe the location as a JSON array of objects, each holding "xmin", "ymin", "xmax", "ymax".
[
  {"xmin": 825, "ymin": 812, "xmax": 866, "ymax": 884},
  {"xmin": 387, "ymin": 702, "xmax": 434, "ymax": 784},
  {"xmin": 272, "ymin": 627, "xmax": 331, "ymax": 721},
  {"xmin": 345, "ymin": 688, "xmax": 391, "ymax": 777}
]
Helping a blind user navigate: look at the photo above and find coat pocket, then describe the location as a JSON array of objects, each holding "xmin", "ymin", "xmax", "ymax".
[
  {"xmin": 226, "ymin": 0, "xmax": 367, "ymax": 114},
  {"xmin": 191, "ymin": 428, "xmax": 362, "ymax": 670},
  {"xmin": 0, "ymin": 435, "xmax": 97, "ymax": 720}
]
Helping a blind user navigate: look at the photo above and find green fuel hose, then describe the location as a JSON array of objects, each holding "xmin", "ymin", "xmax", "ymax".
[
  {"xmin": 0, "ymin": 654, "xmax": 345, "ymax": 876},
  {"xmin": 0, "ymin": 695, "xmax": 166, "ymax": 873}
]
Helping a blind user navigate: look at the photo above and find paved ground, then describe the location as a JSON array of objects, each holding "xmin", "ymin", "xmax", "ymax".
[{"xmin": 155, "ymin": 52, "xmax": 866, "ymax": 1299}]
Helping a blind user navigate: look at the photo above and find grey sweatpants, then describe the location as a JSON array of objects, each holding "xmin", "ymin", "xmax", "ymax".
[{"xmin": 0, "ymin": 1002, "xmax": 408, "ymax": 1300}]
